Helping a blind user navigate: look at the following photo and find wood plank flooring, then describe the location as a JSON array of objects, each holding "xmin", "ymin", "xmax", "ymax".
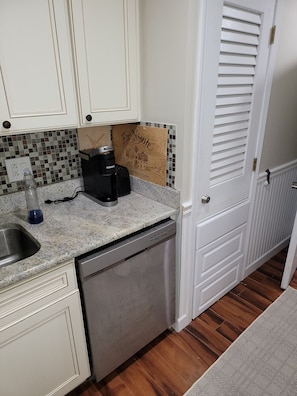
[{"xmin": 68, "ymin": 247, "xmax": 297, "ymax": 396}]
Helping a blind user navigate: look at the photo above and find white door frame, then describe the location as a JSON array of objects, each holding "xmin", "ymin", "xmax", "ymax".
[
  {"xmin": 281, "ymin": 206, "xmax": 297, "ymax": 289},
  {"xmin": 242, "ymin": 0, "xmax": 285, "ymax": 280}
]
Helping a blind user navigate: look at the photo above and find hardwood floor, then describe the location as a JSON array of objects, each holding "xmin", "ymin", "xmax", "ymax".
[{"xmin": 68, "ymin": 248, "xmax": 297, "ymax": 396}]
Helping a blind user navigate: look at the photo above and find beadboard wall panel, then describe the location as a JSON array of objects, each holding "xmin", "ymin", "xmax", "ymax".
[{"xmin": 244, "ymin": 161, "xmax": 297, "ymax": 277}]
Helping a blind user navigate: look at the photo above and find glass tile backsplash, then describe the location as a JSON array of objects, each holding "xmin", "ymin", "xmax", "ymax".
[
  {"xmin": 0, "ymin": 129, "xmax": 80, "ymax": 195},
  {"xmin": 0, "ymin": 123, "xmax": 176, "ymax": 196}
]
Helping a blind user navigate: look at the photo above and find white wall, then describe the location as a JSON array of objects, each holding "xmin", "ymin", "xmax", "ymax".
[
  {"xmin": 139, "ymin": 0, "xmax": 200, "ymax": 202},
  {"xmin": 260, "ymin": 0, "xmax": 297, "ymax": 171},
  {"xmin": 139, "ymin": 0, "xmax": 202, "ymax": 329}
]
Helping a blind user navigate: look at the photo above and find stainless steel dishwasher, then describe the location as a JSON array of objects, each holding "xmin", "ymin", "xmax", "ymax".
[{"xmin": 76, "ymin": 218, "xmax": 176, "ymax": 382}]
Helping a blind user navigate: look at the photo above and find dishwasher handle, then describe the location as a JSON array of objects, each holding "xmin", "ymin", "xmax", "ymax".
[{"xmin": 77, "ymin": 219, "xmax": 176, "ymax": 280}]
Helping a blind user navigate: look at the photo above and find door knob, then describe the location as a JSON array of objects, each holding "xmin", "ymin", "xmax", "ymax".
[{"xmin": 201, "ymin": 194, "xmax": 210, "ymax": 204}]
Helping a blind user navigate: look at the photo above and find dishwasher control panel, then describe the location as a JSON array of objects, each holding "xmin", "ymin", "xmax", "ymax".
[{"xmin": 77, "ymin": 219, "xmax": 176, "ymax": 279}]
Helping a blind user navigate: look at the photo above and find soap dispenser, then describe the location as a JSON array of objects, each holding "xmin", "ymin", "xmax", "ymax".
[{"xmin": 23, "ymin": 169, "xmax": 44, "ymax": 224}]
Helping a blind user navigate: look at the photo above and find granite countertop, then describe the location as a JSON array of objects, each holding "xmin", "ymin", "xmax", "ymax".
[{"xmin": 0, "ymin": 191, "xmax": 178, "ymax": 290}]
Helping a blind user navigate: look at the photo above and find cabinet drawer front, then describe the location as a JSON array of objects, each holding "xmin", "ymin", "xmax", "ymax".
[{"xmin": 0, "ymin": 261, "xmax": 76, "ymax": 327}]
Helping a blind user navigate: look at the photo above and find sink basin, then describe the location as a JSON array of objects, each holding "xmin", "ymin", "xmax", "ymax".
[{"xmin": 0, "ymin": 223, "xmax": 40, "ymax": 268}]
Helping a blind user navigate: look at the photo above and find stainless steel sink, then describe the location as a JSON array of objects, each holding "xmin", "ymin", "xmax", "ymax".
[{"xmin": 0, "ymin": 223, "xmax": 40, "ymax": 267}]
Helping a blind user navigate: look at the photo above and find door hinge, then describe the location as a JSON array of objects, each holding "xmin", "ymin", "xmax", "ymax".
[
  {"xmin": 252, "ymin": 158, "xmax": 258, "ymax": 172},
  {"xmin": 270, "ymin": 25, "xmax": 276, "ymax": 45}
]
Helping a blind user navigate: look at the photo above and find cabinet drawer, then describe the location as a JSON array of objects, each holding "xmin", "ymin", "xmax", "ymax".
[{"xmin": 0, "ymin": 261, "xmax": 77, "ymax": 328}]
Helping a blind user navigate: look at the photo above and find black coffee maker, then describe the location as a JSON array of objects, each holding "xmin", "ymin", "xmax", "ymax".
[{"xmin": 79, "ymin": 146, "xmax": 118, "ymax": 207}]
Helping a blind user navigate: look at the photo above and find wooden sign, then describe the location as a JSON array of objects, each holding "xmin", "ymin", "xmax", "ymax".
[
  {"xmin": 112, "ymin": 124, "xmax": 168, "ymax": 186},
  {"xmin": 77, "ymin": 126, "xmax": 111, "ymax": 150}
]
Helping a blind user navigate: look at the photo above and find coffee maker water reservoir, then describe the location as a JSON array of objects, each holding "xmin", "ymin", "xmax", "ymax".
[{"xmin": 79, "ymin": 146, "xmax": 118, "ymax": 207}]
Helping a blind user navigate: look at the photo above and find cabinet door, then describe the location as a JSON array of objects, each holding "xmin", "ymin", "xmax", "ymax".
[
  {"xmin": 0, "ymin": 0, "xmax": 77, "ymax": 133},
  {"xmin": 70, "ymin": 0, "xmax": 139, "ymax": 125},
  {"xmin": 0, "ymin": 292, "xmax": 90, "ymax": 396}
]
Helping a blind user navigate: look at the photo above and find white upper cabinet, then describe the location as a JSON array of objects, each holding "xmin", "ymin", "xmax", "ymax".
[
  {"xmin": 70, "ymin": 0, "xmax": 139, "ymax": 126},
  {"xmin": 0, "ymin": 0, "xmax": 78, "ymax": 133},
  {"xmin": 0, "ymin": 0, "xmax": 139, "ymax": 134}
]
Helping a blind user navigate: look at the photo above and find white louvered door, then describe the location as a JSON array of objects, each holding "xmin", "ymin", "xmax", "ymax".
[
  {"xmin": 192, "ymin": 0, "xmax": 277, "ymax": 317},
  {"xmin": 195, "ymin": 0, "xmax": 275, "ymax": 221}
]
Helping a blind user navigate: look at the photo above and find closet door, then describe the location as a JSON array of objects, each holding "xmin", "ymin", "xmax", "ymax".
[
  {"xmin": 195, "ymin": 0, "xmax": 276, "ymax": 221},
  {"xmin": 193, "ymin": 0, "xmax": 277, "ymax": 317}
]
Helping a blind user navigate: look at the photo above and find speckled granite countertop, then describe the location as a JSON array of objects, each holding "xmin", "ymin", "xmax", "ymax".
[{"xmin": 0, "ymin": 191, "xmax": 178, "ymax": 290}]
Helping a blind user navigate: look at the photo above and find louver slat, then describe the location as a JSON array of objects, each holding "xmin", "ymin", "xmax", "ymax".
[
  {"xmin": 213, "ymin": 132, "xmax": 248, "ymax": 147},
  {"xmin": 214, "ymin": 113, "xmax": 249, "ymax": 126},
  {"xmin": 218, "ymin": 76, "xmax": 254, "ymax": 85},
  {"xmin": 215, "ymin": 103, "xmax": 251, "ymax": 116},
  {"xmin": 219, "ymin": 54, "xmax": 256, "ymax": 66},
  {"xmin": 210, "ymin": 3, "xmax": 260, "ymax": 186},
  {"xmin": 222, "ymin": 5, "xmax": 261, "ymax": 24},
  {"xmin": 212, "ymin": 138, "xmax": 247, "ymax": 154},
  {"xmin": 221, "ymin": 31, "xmax": 259, "ymax": 46},
  {"xmin": 219, "ymin": 65, "xmax": 255, "ymax": 75},
  {"xmin": 222, "ymin": 19, "xmax": 260, "ymax": 35},
  {"xmin": 220, "ymin": 42, "xmax": 258, "ymax": 56},
  {"xmin": 216, "ymin": 95, "xmax": 252, "ymax": 106},
  {"xmin": 214, "ymin": 120, "xmax": 249, "ymax": 134},
  {"xmin": 211, "ymin": 155, "xmax": 245, "ymax": 175},
  {"xmin": 217, "ymin": 85, "xmax": 253, "ymax": 96},
  {"xmin": 210, "ymin": 163, "xmax": 244, "ymax": 182}
]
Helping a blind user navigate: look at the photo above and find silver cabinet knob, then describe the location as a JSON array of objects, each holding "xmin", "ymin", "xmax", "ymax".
[
  {"xmin": 292, "ymin": 182, "xmax": 297, "ymax": 189},
  {"xmin": 201, "ymin": 194, "xmax": 210, "ymax": 204}
]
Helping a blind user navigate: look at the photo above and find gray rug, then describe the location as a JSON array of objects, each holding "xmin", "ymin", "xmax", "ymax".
[{"xmin": 184, "ymin": 287, "xmax": 297, "ymax": 396}]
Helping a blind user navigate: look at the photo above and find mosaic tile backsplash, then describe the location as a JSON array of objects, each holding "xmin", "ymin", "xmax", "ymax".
[
  {"xmin": 0, "ymin": 129, "xmax": 80, "ymax": 195},
  {"xmin": 0, "ymin": 123, "xmax": 176, "ymax": 196}
]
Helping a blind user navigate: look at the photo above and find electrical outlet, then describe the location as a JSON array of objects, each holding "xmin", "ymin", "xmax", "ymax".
[{"xmin": 5, "ymin": 157, "xmax": 33, "ymax": 182}]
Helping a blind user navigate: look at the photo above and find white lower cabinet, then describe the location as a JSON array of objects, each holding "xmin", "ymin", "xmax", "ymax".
[{"xmin": 0, "ymin": 261, "xmax": 90, "ymax": 396}]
